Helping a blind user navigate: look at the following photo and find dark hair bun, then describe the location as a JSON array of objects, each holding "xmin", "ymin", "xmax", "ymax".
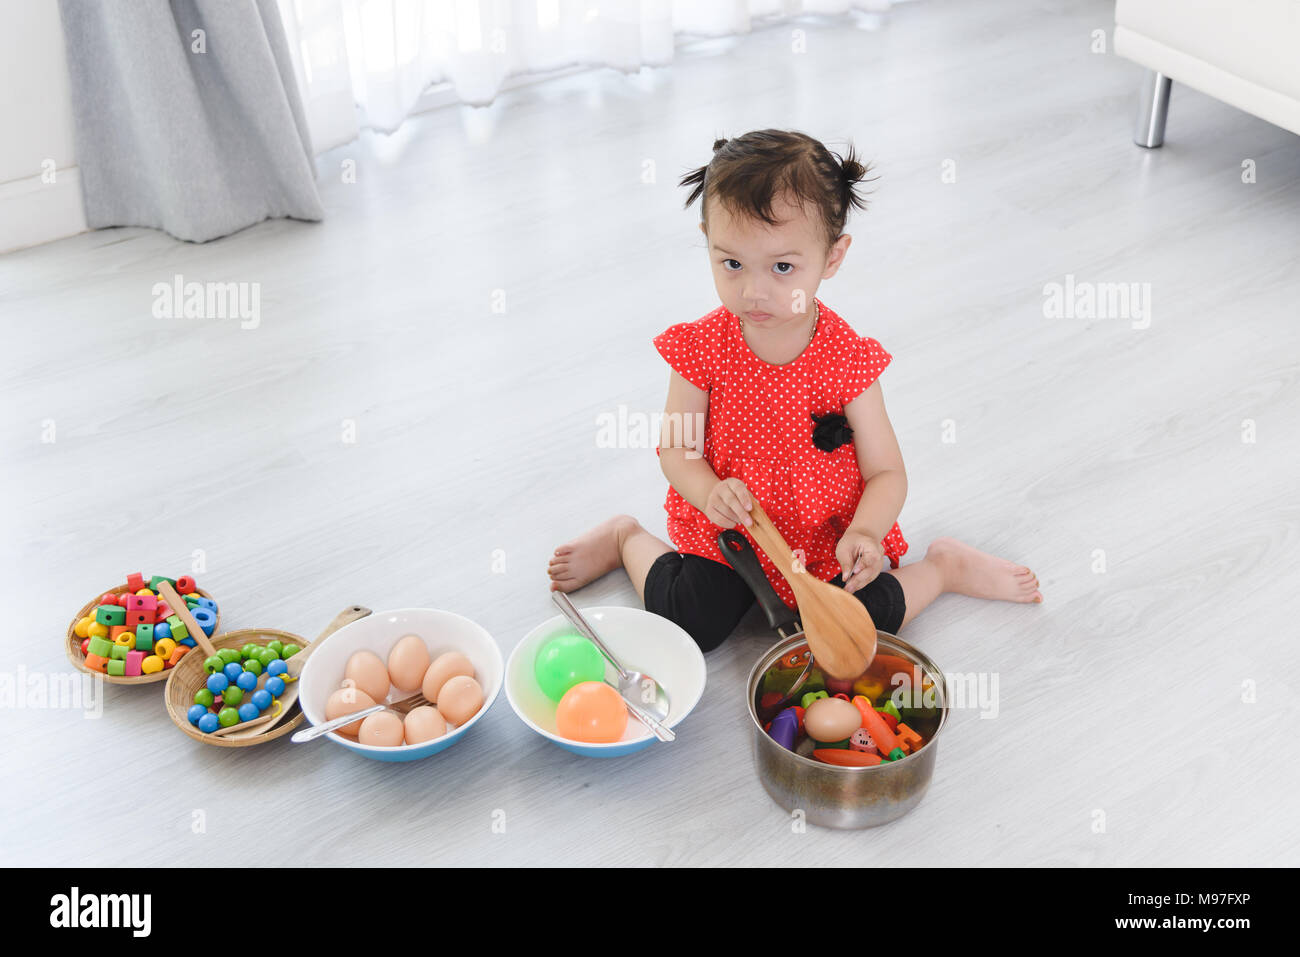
[{"xmin": 712, "ymin": 137, "xmax": 729, "ymax": 152}]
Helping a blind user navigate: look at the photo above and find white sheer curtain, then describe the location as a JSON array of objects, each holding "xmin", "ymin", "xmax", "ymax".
[{"xmin": 276, "ymin": 0, "xmax": 895, "ymax": 152}]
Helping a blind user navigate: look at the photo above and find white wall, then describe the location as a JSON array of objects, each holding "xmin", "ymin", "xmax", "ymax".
[{"xmin": 0, "ymin": 0, "xmax": 86, "ymax": 253}]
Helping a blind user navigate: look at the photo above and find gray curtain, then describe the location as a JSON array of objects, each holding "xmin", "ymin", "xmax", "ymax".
[{"xmin": 58, "ymin": 0, "xmax": 324, "ymax": 243}]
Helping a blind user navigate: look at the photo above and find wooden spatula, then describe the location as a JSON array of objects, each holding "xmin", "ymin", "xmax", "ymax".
[{"xmin": 741, "ymin": 499, "xmax": 877, "ymax": 679}]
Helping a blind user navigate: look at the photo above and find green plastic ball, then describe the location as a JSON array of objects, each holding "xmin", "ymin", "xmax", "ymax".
[
  {"xmin": 223, "ymin": 686, "xmax": 244, "ymax": 706},
  {"xmin": 193, "ymin": 688, "xmax": 215, "ymax": 708},
  {"xmin": 267, "ymin": 640, "xmax": 284, "ymax": 655},
  {"xmin": 217, "ymin": 648, "xmax": 240, "ymax": 665},
  {"xmin": 281, "ymin": 644, "xmax": 301, "ymax": 658},
  {"xmin": 217, "ymin": 707, "xmax": 239, "ymax": 727},
  {"xmin": 534, "ymin": 633, "xmax": 605, "ymax": 703},
  {"xmin": 202, "ymin": 655, "xmax": 224, "ymax": 675},
  {"xmin": 242, "ymin": 658, "xmax": 263, "ymax": 676},
  {"xmin": 257, "ymin": 649, "xmax": 278, "ymax": 668},
  {"xmin": 240, "ymin": 643, "xmax": 260, "ymax": 660}
]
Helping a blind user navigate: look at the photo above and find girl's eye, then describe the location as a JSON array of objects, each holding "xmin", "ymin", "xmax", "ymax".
[
  {"xmin": 722, "ymin": 259, "xmax": 741, "ymax": 271},
  {"xmin": 773, "ymin": 262, "xmax": 794, "ymax": 275}
]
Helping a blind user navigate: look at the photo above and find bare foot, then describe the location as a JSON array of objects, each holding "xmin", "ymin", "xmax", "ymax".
[
  {"xmin": 547, "ymin": 514, "xmax": 640, "ymax": 593},
  {"xmin": 926, "ymin": 536, "xmax": 1043, "ymax": 603}
]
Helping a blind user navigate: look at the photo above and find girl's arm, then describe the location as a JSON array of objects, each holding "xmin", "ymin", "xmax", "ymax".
[
  {"xmin": 658, "ymin": 371, "xmax": 752, "ymax": 527},
  {"xmin": 843, "ymin": 380, "xmax": 908, "ymax": 543}
]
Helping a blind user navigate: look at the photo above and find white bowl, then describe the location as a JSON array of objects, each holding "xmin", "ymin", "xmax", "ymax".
[
  {"xmin": 505, "ymin": 606, "xmax": 707, "ymax": 757},
  {"xmin": 299, "ymin": 608, "xmax": 502, "ymax": 762}
]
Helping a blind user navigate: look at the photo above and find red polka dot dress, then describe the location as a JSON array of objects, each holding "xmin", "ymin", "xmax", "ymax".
[{"xmin": 653, "ymin": 298, "xmax": 908, "ymax": 610}]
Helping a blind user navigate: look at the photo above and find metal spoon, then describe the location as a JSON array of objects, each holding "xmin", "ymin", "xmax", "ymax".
[{"xmin": 551, "ymin": 592, "xmax": 672, "ymax": 722}]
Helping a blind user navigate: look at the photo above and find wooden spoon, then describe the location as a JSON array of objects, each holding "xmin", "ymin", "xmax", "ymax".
[
  {"xmin": 741, "ymin": 500, "xmax": 877, "ymax": 679},
  {"xmin": 210, "ymin": 604, "xmax": 372, "ymax": 739}
]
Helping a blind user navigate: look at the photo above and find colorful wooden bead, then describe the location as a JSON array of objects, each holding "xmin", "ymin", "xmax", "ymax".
[
  {"xmin": 265, "ymin": 676, "xmax": 286, "ymax": 697},
  {"xmin": 140, "ymin": 655, "xmax": 165, "ymax": 675},
  {"xmin": 194, "ymin": 596, "xmax": 217, "ymax": 612},
  {"xmin": 222, "ymin": 662, "xmax": 243, "ymax": 683},
  {"xmin": 106, "ymin": 659, "xmax": 126, "ymax": 677},
  {"xmin": 124, "ymin": 651, "xmax": 144, "ymax": 677},
  {"xmin": 154, "ymin": 622, "xmax": 171, "ymax": 640},
  {"xmin": 83, "ymin": 653, "xmax": 109, "ymax": 673},
  {"xmin": 251, "ymin": 689, "xmax": 272, "ymax": 710},
  {"xmin": 134, "ymin": 624, "xmax": 154, "ymax": 651},
  {"xmin": 80, "ymin": 638, "xmax": 90, "ymax": 656},
  {"xmin": 167, "ymin": 645, "xmax": 189, "ymax": 667},
  {"xmin": 216, "ymin": 648, "xmax": 239, "ymax": 665},
  {"xmin": 187, "ymin": 704, "xmax": 207, "ymax": 725},
  {"xmin": 852, "ymin": 677, "xmax": 884, "ymax": 699},
  {"xmin": 125, "ymin": 610, "xmax": 149, "ymax": 627},
  {"xmin": 154, "ymin": 602, "xmax": 172, "ymax": 622},
  {"xmin": 134, "ymin": 588, "xmax": 155, "ymax": 597},
  {"xmin": 800, "ymin": 690, "xmax": 829, "ymax": 710},
  {"xmin": 74, "ymin": 616, "xmax": 93, "ymax": 639},
  {"xmin": 223, "ymin": 685, "xmax": 244, "ymax": 706},
  {"xmin": 115, "ymin": 592, "xmax": 131, "ymax": 606},
  {"xmin": 175, "ymin": 575, "xmax": 196, "ymax": 593},
  {"xmin": 112, "ymin": 631, "xmax": 135, "ymax": 647},
  {"xmin": 266, "ymin": 659, "xmax": 287, "ymax": 678},
  {"xmin": 281, "ymin": 644, "xmax": 301, "ymax": 658},
  {"xmin": 153, "ymin": 637, "xmax": 177, "ymax": 660},
  {"xmin": 126, "ymin": 572, "xmax": 146, "ymax": 592},
  {"xmin": 879, "ymin": 699, "xmax": 902, "ymax": 721},
  {"xmin": 242, "ymin": 658, "xmax": 263, "ymax": 676},
  {"xmin": 849, "ymin": 728, "xmax": 877, "ymax": 752},
  {"xmin": 206, "ymin": 673, "xmax": 229, "ymax": 694},
  {"xmin": 167, "ymin": 616, "xmax": 189, "ymax": 641},
  {"xmin": 95, "ymin": 605, "xmax": 126, "ymax": 627},
  {"xmin": 237, "ymin": 702, "xmax": 259, "ymax": 722},
  {"xmin": 235, "ymin": 670, "xmax": 258, "ymax": 691},
  {"xmin": 895, "ymin": 722, "xmax": 923, "ymax": 754},
  {"xmin": 87, "ymin": 636, "xmax": 113, "ymax": 658},
  {"xmin": 87, "ymin": 621, "xmax": 108, "ymax": 639},
  {"xmin": 148, "ymin": 575, "xmax": 177, "ymax": 591},
  {"xmin": 193, "ymin": 687, "xmax": 214, "ymax": 707},
  {"xmin": 109, "ymin": 644, "xmax": 129, "ymax": 661},
  {"xmin": 198, "ymin": 713, "xmax": 220, "ymax": 733},
  {"xmin": 217, "ymin": 707, "xmax": 239, "ymax": 727},
  {"xmin": 189, "ymin": 607, "xmax": 216, "ymax": 635}
]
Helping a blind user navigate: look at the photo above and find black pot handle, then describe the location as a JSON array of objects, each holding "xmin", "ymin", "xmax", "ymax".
[{"xmin": 717, "ymin": 530, "xmax": 799, "ymax": 633}]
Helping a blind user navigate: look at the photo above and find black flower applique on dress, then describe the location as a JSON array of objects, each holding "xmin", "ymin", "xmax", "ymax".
[{"xmin": 811, "ymin": 411, "xmax": 853, "ymax": 452}]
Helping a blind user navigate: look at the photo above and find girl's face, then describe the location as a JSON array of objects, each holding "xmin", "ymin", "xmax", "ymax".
[{"xmin": 701, "ymin": 192, "xmax": 850, "ymax": 333}]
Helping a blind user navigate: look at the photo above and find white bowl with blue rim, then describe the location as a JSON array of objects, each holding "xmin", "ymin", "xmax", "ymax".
[
  {"xmin": 505, "ymin": 605, "xmax": 706, "ymax": 758},
  {"xmin": 298, "ymin": 608, "xmax": 502, "ymax": 763}
]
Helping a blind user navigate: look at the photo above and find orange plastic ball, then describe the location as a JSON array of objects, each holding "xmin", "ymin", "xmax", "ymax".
[{"xmin": 555, "ymin": 681, "xmax": 628, "ymax": 744}]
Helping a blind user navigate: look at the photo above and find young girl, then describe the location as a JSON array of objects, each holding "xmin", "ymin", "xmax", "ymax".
[{"xmin": 548, "ymin": 129, "xmax": 1042, "ymax": 651}]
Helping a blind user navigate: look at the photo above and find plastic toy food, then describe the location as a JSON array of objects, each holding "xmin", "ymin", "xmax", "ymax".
[
  {"xmin": 73, "ymin": 572, "xmax": 218, "ymax": 676},
  {"xmin": 534, "ymin": 633, "xmax": 605, "ymax": 703},
  {"xmin": 555, "ymin": 681, "xmax": 627, "ymax": 743},
  {"xmin": 803, "ymin": 697, "xmax": 862, "ymax": 744}
]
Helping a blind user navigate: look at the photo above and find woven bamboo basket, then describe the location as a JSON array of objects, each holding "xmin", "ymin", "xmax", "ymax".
[{"xmin": 65, "ymin": 584, "xmax": 220, "ymax": 686}]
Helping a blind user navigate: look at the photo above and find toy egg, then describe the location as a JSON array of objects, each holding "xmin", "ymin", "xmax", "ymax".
[{"xmin": 804, "ymin": 697, "xmax": 862, "ymax": 744}]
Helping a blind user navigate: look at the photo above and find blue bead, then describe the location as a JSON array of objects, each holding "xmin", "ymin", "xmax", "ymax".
[
  {"xmin": 267, "ymin": 659, "xmax": 288, "ymax": 678},
  {"xmin": 197, "ymin": 712, "xmax": 219, "ymax": 733},
  {"xmin": 251, "ymin": 689, "xmax": 272, "ymax": 710},
  {"xmin": 265, "ymin": 677, "xmax": 286, "ymax": 697},
  {"xmin": 223, "ymin": 662, "xmax": 244, "ymax": 683},
  {"xmin": 236, "ymin": 670, "xmax": 258, "ymax": 691},
  {"xmin": 187, "ymin": 704, "xmax": 207, "ymax": 725},
  {"xmin": 195, "ymin": 596, "xmax": 217, "ymax": 612},
  {"xmin": 238, "ymin": 702, "xmax": 259, "ymax": 722},
  {"xmin": 180, "ymin": 637, "xmax": 197, "ymax": 647},
  {"xmin": 206, "ymin": 673, "xmax": 229, "ymax": 694},
  {"xmin": 155, "ymin": 621, "xmax": 172, "ymax": 640}
]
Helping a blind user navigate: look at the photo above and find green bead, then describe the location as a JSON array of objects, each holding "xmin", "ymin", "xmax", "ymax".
[
  {"xmin": 148, "ymin": 575, "xmax": 177, "ymax": 591},
  {"xmin": 257, "ymin": 649, "xmax": 279, "ymax": 668},
  {"xmin": 95, "ymin": 605, "xmax": 126, "ymax": 627},
  {"xmin": 106, "ymin": 659, "xmax": 126, "ymax": 676},
  {"xmin": 241, "ymin": 644, "xmax": 260, "ymax": 659},
  {"xmin": 193, "ymin": 688, "xmax": 215, "ymax": 707},
  {"xmin": 223, "ymin": 686, "xmax": 244, "ymax": 706},
  {"xmin": 281, "ymin": 644, "xmax": 301, "ymax": 659},
  {"xmin": 87, "ymin": 636, "xmax": 114, "ymax": 658},
  {"xmin": 217, "ymin": 707, "xmax": 239, "ymax": 727},
  {"xmin": 880, "ymin": 699, "xmax": 901, "ymax": 721},
  {"xmin": 217, "ymin": 648, "xmax": 240, "ymax": 664},
  {"xmin": 887, "ymin": 747, "xmax": 906, "ymax": 762},
  {"xmin": 267, "ymin": 640, "xmax": 284, "ymax": 655},
  {"xmin": 109, "ymin": 644, "xmax": 129, "ymax": 661},
  {"xmin": 135, "ymin": 624, "xmax": 154, "ymax": 651},
  {"xmin": 242, "ymin": 658, "xmax": 263, "ymax": 676},
  {"xmin": 203, "ymin": 655, "xmax": 224, "ymax": 675},
  {"xmin": 800, "ymin": 690, "xmax": 829, "ymax": 710}
]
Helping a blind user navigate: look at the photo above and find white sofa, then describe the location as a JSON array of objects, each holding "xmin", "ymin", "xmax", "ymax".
[{"xmin": 1113, "ymin": 0, "xmax": 1300, "ymax": 146}]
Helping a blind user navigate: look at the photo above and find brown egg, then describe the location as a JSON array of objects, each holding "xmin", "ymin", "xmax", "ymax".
[
  {"xmin": 403, "ymin": 705, "xmax": 447, "ymax": 744},
  {"xmin": 803, "ymin": 697, "xmax": 863, "ymax": 743},
  {"xmin": 437, "ymin": 675, "xmax": 483, "ymax": 726},
  {"xmin": 422, "ymin": 651, "xmax": 475, "ymax": 703},
  {"xmin": 344, "ymin": 651, "xmax": 390, "ymax": 703},
  {"xmin": 387, "ymin": 634, "xmax": 430, "ymax": 692},
  {"xmin": 325, "ymin": 686, "xmax": 378, "ymax": 738},
  {"xmin": 357, "ymin": 710, "xmax": 405, "ymax": 747}
]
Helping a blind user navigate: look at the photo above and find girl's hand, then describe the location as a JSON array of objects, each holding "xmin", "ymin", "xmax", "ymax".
[
  {"xmin": 836, "ymin": 528, "xmax": 885, "ymax": 592},
  {"xmin": 705, "ymin": 478, "xmax": 753, "ymax": 528}
]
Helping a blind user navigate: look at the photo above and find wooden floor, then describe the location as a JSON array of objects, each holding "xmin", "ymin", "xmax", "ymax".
[{"xmin": 3, "ymin": 0, "xmax": 1298, "ymax": 866}]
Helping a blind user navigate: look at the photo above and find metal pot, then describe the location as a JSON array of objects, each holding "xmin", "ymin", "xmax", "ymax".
[{"xmin": 720, "ymin": 530, "xmax": 950, "ymax": 829}]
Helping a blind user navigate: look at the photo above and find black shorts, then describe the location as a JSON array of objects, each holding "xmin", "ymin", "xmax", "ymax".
[{"xmin": 643, "ymin": 551, "xmax": 906, "ymax": 653}]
